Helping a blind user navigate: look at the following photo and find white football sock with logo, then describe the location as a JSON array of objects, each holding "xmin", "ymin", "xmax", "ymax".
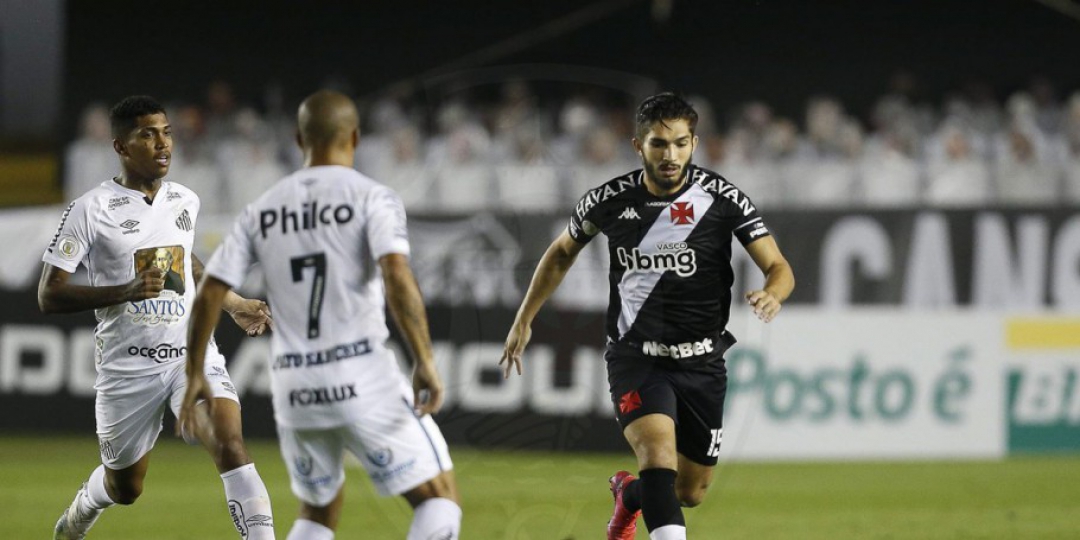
[
  {"xmin": 650, "ymin": 524, "xmax": 687, "ymax": 540},
  {"xmin": 221, "ymin": 464, "xmax": 275, "ymax": 539},
  {"xmin": 287, "ymin": 518, "xmax": 335, "ymax": 540},
  {"xmin": 407, "ymin": 497, "xmax": 461, "ymax": 540},
  {"xmin": 80, "ymin": 465, "xmax": 115, "ymax": 512}
]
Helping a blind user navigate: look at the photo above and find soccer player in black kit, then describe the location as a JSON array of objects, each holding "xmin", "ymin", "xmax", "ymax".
[{"xmin": 499, "ymin": 93, "xmax": 794, "ymax": 540}]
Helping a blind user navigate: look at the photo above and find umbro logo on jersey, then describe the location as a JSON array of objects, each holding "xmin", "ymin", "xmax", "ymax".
[
  {"xmin": 175, "ymin": 209, "xmax": 193, "ymax": 231},
  {"xmin": 120, "ymin": 220, "xmax": 141, "ymax": 235},
  {"xmin": 618, "ymin": 207, "xmax": 641, "ymax": 220},
  {"xmin": 671, "ymin": 202, "xmax": 695, "ymax": 225}
]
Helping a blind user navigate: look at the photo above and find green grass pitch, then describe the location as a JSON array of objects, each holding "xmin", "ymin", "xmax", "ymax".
[{"xmin": 2, "ymin": 436, "xmax": 1077, "ymax": 539}]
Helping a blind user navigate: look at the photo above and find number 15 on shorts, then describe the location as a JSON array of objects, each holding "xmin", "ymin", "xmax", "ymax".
[{"xmin": 706, "ymin": 428, "xmax": 723, "ymax": 458}]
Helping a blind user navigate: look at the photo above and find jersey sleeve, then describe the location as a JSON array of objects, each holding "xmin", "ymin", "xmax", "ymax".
[
  {"xmin": 729, "ymin": 191, "xmax": 772, "ymax": 246},
  {"xmin": 364, "ymin": 186, "xmax": 410, "ymax": 260},
  {"xmin": 567, "ymin": 190, "xmax": 601, "ymax": 244},
  {"xmin": 42, "ymin": 199, "xmax": 92, "ymax": 273},
  {"xmin": 205, "ymin": 207, "xmax": 258, "ymax": 289}
]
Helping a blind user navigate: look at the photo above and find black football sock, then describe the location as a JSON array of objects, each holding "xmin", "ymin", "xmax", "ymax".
[
  {"xmin": 622, "ymin": 477, "xmax": 643, "ymax": 512},
  {"xmin": 638, "ymin": 468, "xmax": 685, "ymax": 532}
]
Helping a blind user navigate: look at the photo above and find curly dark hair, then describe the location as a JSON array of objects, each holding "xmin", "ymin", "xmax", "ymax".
[{"xmin": 635, "ymin": 92, "xmax": 698, "ymax": 138}]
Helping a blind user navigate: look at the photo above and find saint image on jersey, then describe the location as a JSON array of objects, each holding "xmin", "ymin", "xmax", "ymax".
[{"xmin": 135, "ymin": 245, "xmax": 186, "ymax": 294}]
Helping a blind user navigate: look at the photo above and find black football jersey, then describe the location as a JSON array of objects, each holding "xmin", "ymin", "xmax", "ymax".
[{"xmin": 567, "ymin": 165, "xmax": 771, "ymax": 364}]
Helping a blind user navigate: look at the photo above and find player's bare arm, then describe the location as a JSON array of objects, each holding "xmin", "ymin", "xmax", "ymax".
[
  {"xmin": 38, "ymin": 262, "xmax": 164, "ymax": 314},
  {"xmin": 192, "ymin": 253, "xmax": 272, "ymax": 336},
  {"xmin": 178, "ymin": 275, "xmax": 231, "ymax": 440},
  {"xmin": 379, "ymin": 253, "xmax": 443, "ymax": 415},
  {"xmin": 744, "ymin": 236, "xmax": 795, "ymax": 323},
  {"xmin": 500, "ymin": 229, "xmax": 586, "ymax": 378}
]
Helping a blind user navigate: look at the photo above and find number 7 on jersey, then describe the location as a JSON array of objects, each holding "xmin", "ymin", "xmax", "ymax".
[{"xmin": 290, "ymin": 252, "xmax": 327, "ymax": 339}]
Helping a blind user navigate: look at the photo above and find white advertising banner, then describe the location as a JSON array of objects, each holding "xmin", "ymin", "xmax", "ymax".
[{"xmin": 722, "ymin": 308, "xmax": 1006, "ymax": 461}]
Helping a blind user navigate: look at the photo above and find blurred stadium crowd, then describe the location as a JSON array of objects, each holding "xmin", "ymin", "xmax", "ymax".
[{"xmin": 65, "ymin": 77, "xmax": 1080, "ymax": 215}]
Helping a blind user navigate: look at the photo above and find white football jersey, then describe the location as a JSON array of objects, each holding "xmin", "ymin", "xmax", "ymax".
[
  {"xmin": 206, "ymin": 165, "xmax": 410, "ymax": 428},
  {"xmin": 42, "ymin": 180, "xmax": 226, "ymax": 377}
]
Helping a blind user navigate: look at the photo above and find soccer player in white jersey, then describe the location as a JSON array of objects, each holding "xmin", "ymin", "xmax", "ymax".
[
  {"xmin": 39, "ymin": 95, "xmax": 276, "ymax": 540},
  {"xmin": 181, "ymin": 89, "xmax": 461, "ymax": 540}
]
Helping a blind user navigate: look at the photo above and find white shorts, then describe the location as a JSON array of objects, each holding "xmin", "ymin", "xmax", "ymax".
[
  {"xmin": 277, "ymin": 383, "xmax": 453, "ymax": 505},
  {"xmin": 94, "ymin": 360, "xmax": 238, "ymax": 469}
]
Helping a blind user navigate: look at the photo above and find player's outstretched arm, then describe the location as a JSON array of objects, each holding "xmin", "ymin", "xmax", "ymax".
[
  {"xmin": 192, "ymin": 254, "xmax": 271, "ymax": 336},
  {"xmin": 380, "ymin": 253, "xmax": 443, "ymax": 416},
  {"xmin": 179, "ymin": 275, "xmax": 231, "ymax": 440},
  {"xmin": 38, "ymin": 262, "xmax": 164, "ymax": 314},
  {"xmin": 744, "ymin": 236, "xmax": 795, "ymax": 323},
  {"xmin": 500, "ymin": 229, "xmax": 586, "ymax": 378}
]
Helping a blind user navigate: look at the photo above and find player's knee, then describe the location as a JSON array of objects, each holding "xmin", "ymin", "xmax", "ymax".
[
  {"xmin": 404, "ymin": 472, "xmax": 459, "ymax": 507},
  {"xmin": 636, "ymin": 448, "xmax": 679, "ymax": 471},
  {"xmin": 675, "ymin": 485, "xmax": 708, "ymax": 508},
  {"xmin": 214, "ymin": 436, "xmax": 251, "ymax": 469},
  {"xmin": 109, "ymin": 480, "xmax": 144, "ymax": 505}
]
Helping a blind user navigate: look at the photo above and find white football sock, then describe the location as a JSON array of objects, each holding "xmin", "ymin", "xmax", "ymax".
[
  {"xmin": 221, "ymin": 463, "xmax": 275, "ymax": 539},
  {"xmin": 407, "ymin": 497, "xmax": 462, "ymax": 540},
  {"xmin": 80, "ymin": 465, "xmax": 115, "ymax": 513},
  {"xmin": 650, "ymin": 524, "xmax": 687, "ymax": 540},
  {"xmin": 287, "ymin": 518, "xmax": 335, "ymax": 540}
]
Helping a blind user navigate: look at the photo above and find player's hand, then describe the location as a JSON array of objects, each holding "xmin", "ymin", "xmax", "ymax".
[
  {"xmin": 745, "ymin": 289, "xmax": 782, "ymax": 322},
  {"xmin": 412, "ymin": 361, "xmax": 444, "ymax": 416},
  {"xmin": 499, "ymin": 322, "xmax": 532, "ymax": 378},
  {"xmin": 125, "ymin": 266, "xmax": 165, "ymax": 301},
  {"xmin": 228, "ymin": 299, "xmax": 273, "ymax": 336},
  {"xmin": 177, "ymin": 375, "xmax": 215, "ymax": 444}
]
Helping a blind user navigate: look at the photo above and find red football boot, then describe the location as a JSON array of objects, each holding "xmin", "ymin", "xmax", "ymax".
[{"xmin": 607, "ymin": 470, "xmax": 641, "ymax": 540}]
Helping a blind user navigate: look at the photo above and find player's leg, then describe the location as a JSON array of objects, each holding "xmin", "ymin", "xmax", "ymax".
[
  {"xmin": 289, "ymin": 488, "xmax": 344, "ymax": 540},
  {"xmin": 344, "ymin": 378, "xmax": 460, "ymax": 540},
  {"xmin": 622, "ymin": 414, "xmax": 686, "ymax": 540},
  {"xmin": 55, "ymin": 374, "xmax": 166, "ymax": 539},
  {"xmin": 402, "ymin": 470, "xmax": 461, "ymax": 540},
  {"xmin": 670, "ymin": 359, "xmax": 726, "ymax": 508},
  {"xmin": 674, "ymin": 455, "xmax": 714, "ymax": 508},
  {"xmin": 278, "ymin": 425, "xmax": 348, "ymax": 540},
  {"xmin": 170, "ymin": 363, "xmax": 274, "ymax": 539},
  {"xmin": 607, "ymin": 356, "xmax": 685, "ymax": 540}
]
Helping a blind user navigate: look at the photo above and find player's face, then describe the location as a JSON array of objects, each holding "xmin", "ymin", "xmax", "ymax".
[
  {"xmin": 634, "ymin": 119, "xmax": 697, "ymax": 193},
  {"xmin": 116, "ymin": 113, "xmax": 172, "ymax": 181}
]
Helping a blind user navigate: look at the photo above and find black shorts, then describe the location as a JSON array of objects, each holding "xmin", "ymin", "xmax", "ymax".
[{"xmin": 606, "ymin": 350, "xmax": 728, "ymax": 466}]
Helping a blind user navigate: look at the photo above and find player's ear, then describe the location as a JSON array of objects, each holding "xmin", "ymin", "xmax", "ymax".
[
  {"xmin": 113, "ymin": 138, "xmax": 126, "ymax": 157},
  {"xmin": 295, "ymin": 130, "xmax": 304, "ymax": 150},
  {"xmin": 632, "ymin": 137, "xmax": 642, "ymax": 156},
  {"xmin": 351, "ymin": 128, "xmax": 359, "ymax": 149}
]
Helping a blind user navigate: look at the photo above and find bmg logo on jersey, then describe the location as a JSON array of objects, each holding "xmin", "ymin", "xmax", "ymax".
[
  {"xmin": 258, "ymin": 200, "xmax": 354, "ymax": 238},
  {"xmin": 616, "ymin": 243, "xmax": 697, "ymax": 277}
]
